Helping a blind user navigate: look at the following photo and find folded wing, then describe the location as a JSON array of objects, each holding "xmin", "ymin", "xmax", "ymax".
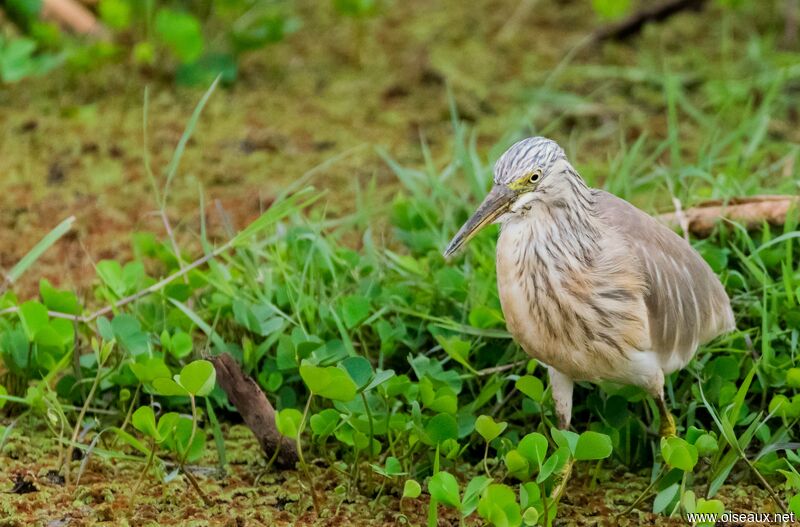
[{"xmin": 594, "ymin": 190, "xmax": 735, "ymax": 371}]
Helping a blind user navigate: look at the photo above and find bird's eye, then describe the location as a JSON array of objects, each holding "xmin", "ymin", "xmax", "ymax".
[{"xmin": 529, "ymin": 170, "xmax": 542, "ymax": 184}]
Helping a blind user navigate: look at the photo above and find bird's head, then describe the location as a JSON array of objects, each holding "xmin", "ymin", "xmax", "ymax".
[{"xmin": 444, "ymin": 137, "xmax": 578, "ymax": 257}]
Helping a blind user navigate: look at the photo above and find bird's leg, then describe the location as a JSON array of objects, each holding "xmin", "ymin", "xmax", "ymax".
[
  {"xmin": 645, "ymin": 370, "xmax": 676, "ymax": 437},
  {"xmin": 548, "ymin": 367, "xmax": 574, "ymax": 430},
  {"xmin": 548, "ymin": 367, "xmax": 574, "ymax": 504},
  {"xmin": 656, "ymin": 394, "xmax": 677, "ymax": 437}
]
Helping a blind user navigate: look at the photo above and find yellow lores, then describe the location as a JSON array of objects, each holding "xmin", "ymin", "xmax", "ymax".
[
  {"xmin": 444, "ymin": 137, "xmax": 734, "ymax": 437},
  {"xmin": 507, "ymin": 169, "xmax": 543, "ymax": 192}
]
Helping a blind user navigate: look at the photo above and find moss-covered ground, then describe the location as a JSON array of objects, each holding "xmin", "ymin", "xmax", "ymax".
[
  {"xmin": 2, "ymin": 0, "xmax": 793, "ymax": 295},
  {"xmin": 0, "ymin": 421, "xmax": 779, "ymax": 526}
]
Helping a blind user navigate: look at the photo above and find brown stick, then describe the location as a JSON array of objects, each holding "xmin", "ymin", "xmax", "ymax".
[
  {"xmin": 210, "ymin": 354, "xmax": 299, "ymax": 468},
  {"xmin": 591, "ymin": 0, "xmax": 707, "ymax": 42},
  {"xmin": 657, "ymin": 195, "xmax": 799, "ymax": 237}
]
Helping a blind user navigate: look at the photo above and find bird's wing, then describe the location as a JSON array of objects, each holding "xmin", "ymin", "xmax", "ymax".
[{"xmin": 593, "ymin": 190, "xmax": 734, "ymax": 367}]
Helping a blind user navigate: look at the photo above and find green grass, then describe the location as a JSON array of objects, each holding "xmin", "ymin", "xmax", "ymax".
[{"xmin": 1, "ymin": 1, "xmax": 800, "ymax": 525}]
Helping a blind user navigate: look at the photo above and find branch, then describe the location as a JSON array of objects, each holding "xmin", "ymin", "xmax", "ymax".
[
  {"xmin": 591, "ymin": 0, "xmax": 707, "ymax": 43},
  {"xmin": 657, "ymin": 195, "xmax": 799, "ymax": 237},
  {"xmin": 87, "ymin": 241, "xmax": 232, "ymax": 322},
  {"xmin": 475, "ymin": 360, "xmax": 527, "ymax": 377},
  {"xmin": 209, "ymin": 354, "xmax": 299, "ymax": 468},
  {"xmin": 0, "ymin": 239, "xmax": 233, "ymax": 324}
]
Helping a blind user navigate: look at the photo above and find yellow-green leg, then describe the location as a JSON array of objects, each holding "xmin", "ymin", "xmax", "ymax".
[{"xmin": 656, "ymin": 396, "xmax": 677, "ymax": 437}]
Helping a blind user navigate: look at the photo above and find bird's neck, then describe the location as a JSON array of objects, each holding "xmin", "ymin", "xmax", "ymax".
[{"xmin": 501, "ymin": 182, "xmax": 601, "ymax": 270}]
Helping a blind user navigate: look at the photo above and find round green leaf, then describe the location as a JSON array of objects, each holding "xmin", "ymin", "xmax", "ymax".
[
  {"xmin": 130, "ymin": 357, "xmax": 171, "ymax": 384},
  {"xmin": 694, "ymin": 434, "xmax": 719, "ymax": 457},
  {"xmin": 155, "ymin": 8, "xmax": 204, "ymax": 63},
  {"xmin": 40, "ymin": 279, "xmax": 81, "ymax": 315},
  {"xmin": 428, "ymin": 471, "xmax": 460, "ymax": 509},
  {"xmin": 340, "ymin": 295, "xmax": 370, "ymax": 328},
  {"xmin": 695, "ymin": 497, "xmax": 725, "ymax": 515},
  {"xmin": 774, "ymin": 394, "xmax": 800, "ymax": 419},
  {"xmin": 310, "ymin": 409, "xmax": 340, "ymax": 437},
  {"xmin": 474, "ymin": 415, "xmax": 507, "ymax": 443},
  {"xmin": 574, "ymin": 431, "xmax": 613, "ymax": 461},
  {"xmin": 770, "ymin": 395, "xmax": 791, "ymax": 417},
  {"xmin": 18, "ymin": 301, "xmax": 48, "ymax": 342},
  {"xmin": 342, "ymin": 356, "xmax": 373, "ymax": 389},
  {"xmin": 383, "ymin": 456, "xmax": 404, "ymax": 477},
  {"xmin": 299, "ymin": 362, "xmax": 357, "ymax": 401},
  {"xmin": 661, "ymin": 436, "xmax": 698, "ymax": 472},
  {"xmin": 152, "ymin": 377, "xmax": 189, "ymax": 397},
  {"xmin": 157, "ymin": 412, "xmax": 181, "ymax": 442},
  {"xmin": 685, "ymin": 425, "xmax": 705, "ymax": 445},
  {"xmin": 96, "ymin": 260, "xmax": 125, "ymax": 296},
  {"xmin": 787, "ymin": 368, "xmax": 800, "ymax": 389},
  {"xmin": 425, "ymin": 413, "xmax": 459, "ymax": 444},
  {"xmin": 682, "ymin": 489, "xmax": 697, "ymax": 513},
  {"xmin": 170, "ymin": 331, "xmax": 194, "ymax": 359},
  {"xmin": 168, "ymin": 416, "xmax": 206, "ymax": 462},
  {"xmin": 504, "ymin": 449, "xmax": 530, "ymax": 480},
  {"xmin": 516, "ymin": 375, "xmax": 544, "ymax": 402},
  {"xmin": 706, "ymin": 356, "xmax": 739, "ymax": 381},
  {"xmin": 179, "ymin": 359, "xmax": 216, "ymax": 397},
  {"xmin": 789, "ymin": 493, "xmax": 800, "ymax": 516},
  {"xmin": 275, "ymin": 408, "xmax": 302, "ymax": 439},
  {"xmin": 99, "ymin": 0, "xmax": 131, "ymax": 30},
  {"xmin": 520, "ymin": 482, "xmax": 541, "ymax": 509},
  {"xmin": 550, "ymin": 427, "xmax": 579, "ymax": 454},
  {"xmin": 402, "ymin": 479, "xmax": 421, "ymax": 499},
  {"xmin": 523, "ymin": 507, "xmax": 540, "ymax": 526},
  {"xmin": 698, "ymin": 245, "xmax": 729, "ymax": 273},
  {"xmin": 478, "ymin": 484, "xmax": 521, "ymax": 527},
  {"xmin": 132, "ymin": 406, "xmax": 158, "ymax": 439},
  {"xmin": 518, "ymin": 432, "xmax": 549, "ymax": 466}
]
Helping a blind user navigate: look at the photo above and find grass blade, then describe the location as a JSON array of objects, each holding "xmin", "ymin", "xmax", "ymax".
[
  {"xmin": 6, "ymin": 216, "xmax": 75, "ymax": 286},
  {"xmin": 230, "ymin": 187, "xmax": 320, "ymax": 247},
  {"xmin": 163, "ymin": 75, "xmax": 221, "ymax": 203}
]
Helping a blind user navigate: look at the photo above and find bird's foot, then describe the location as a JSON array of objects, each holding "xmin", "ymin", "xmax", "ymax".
[{"xmin": 659, "ymin": 411, "xmax": 677, "ymax": 437}]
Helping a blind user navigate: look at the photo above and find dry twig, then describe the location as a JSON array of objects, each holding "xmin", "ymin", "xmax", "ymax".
[
  {"xmin": 657, "ymin": 195, "xmax": 799, "ymax": 237},
  {"xmin": 210, "ymin": 354, "xmax": 299, "ymax": 468},
  {"xmin": 591, "ymin": 0, "xmax": 707, "ymax": 42}
]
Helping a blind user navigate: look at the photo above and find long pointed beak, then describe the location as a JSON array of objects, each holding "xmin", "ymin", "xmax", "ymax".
[{"xmin": 444, "ymin": 186, "xmax": 515, "ymax": 258}]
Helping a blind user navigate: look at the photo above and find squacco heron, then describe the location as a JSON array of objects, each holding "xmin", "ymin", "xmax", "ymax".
[{"xmin": 444, "ymin": 137, "xmax": 734, "ymax": 436}]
